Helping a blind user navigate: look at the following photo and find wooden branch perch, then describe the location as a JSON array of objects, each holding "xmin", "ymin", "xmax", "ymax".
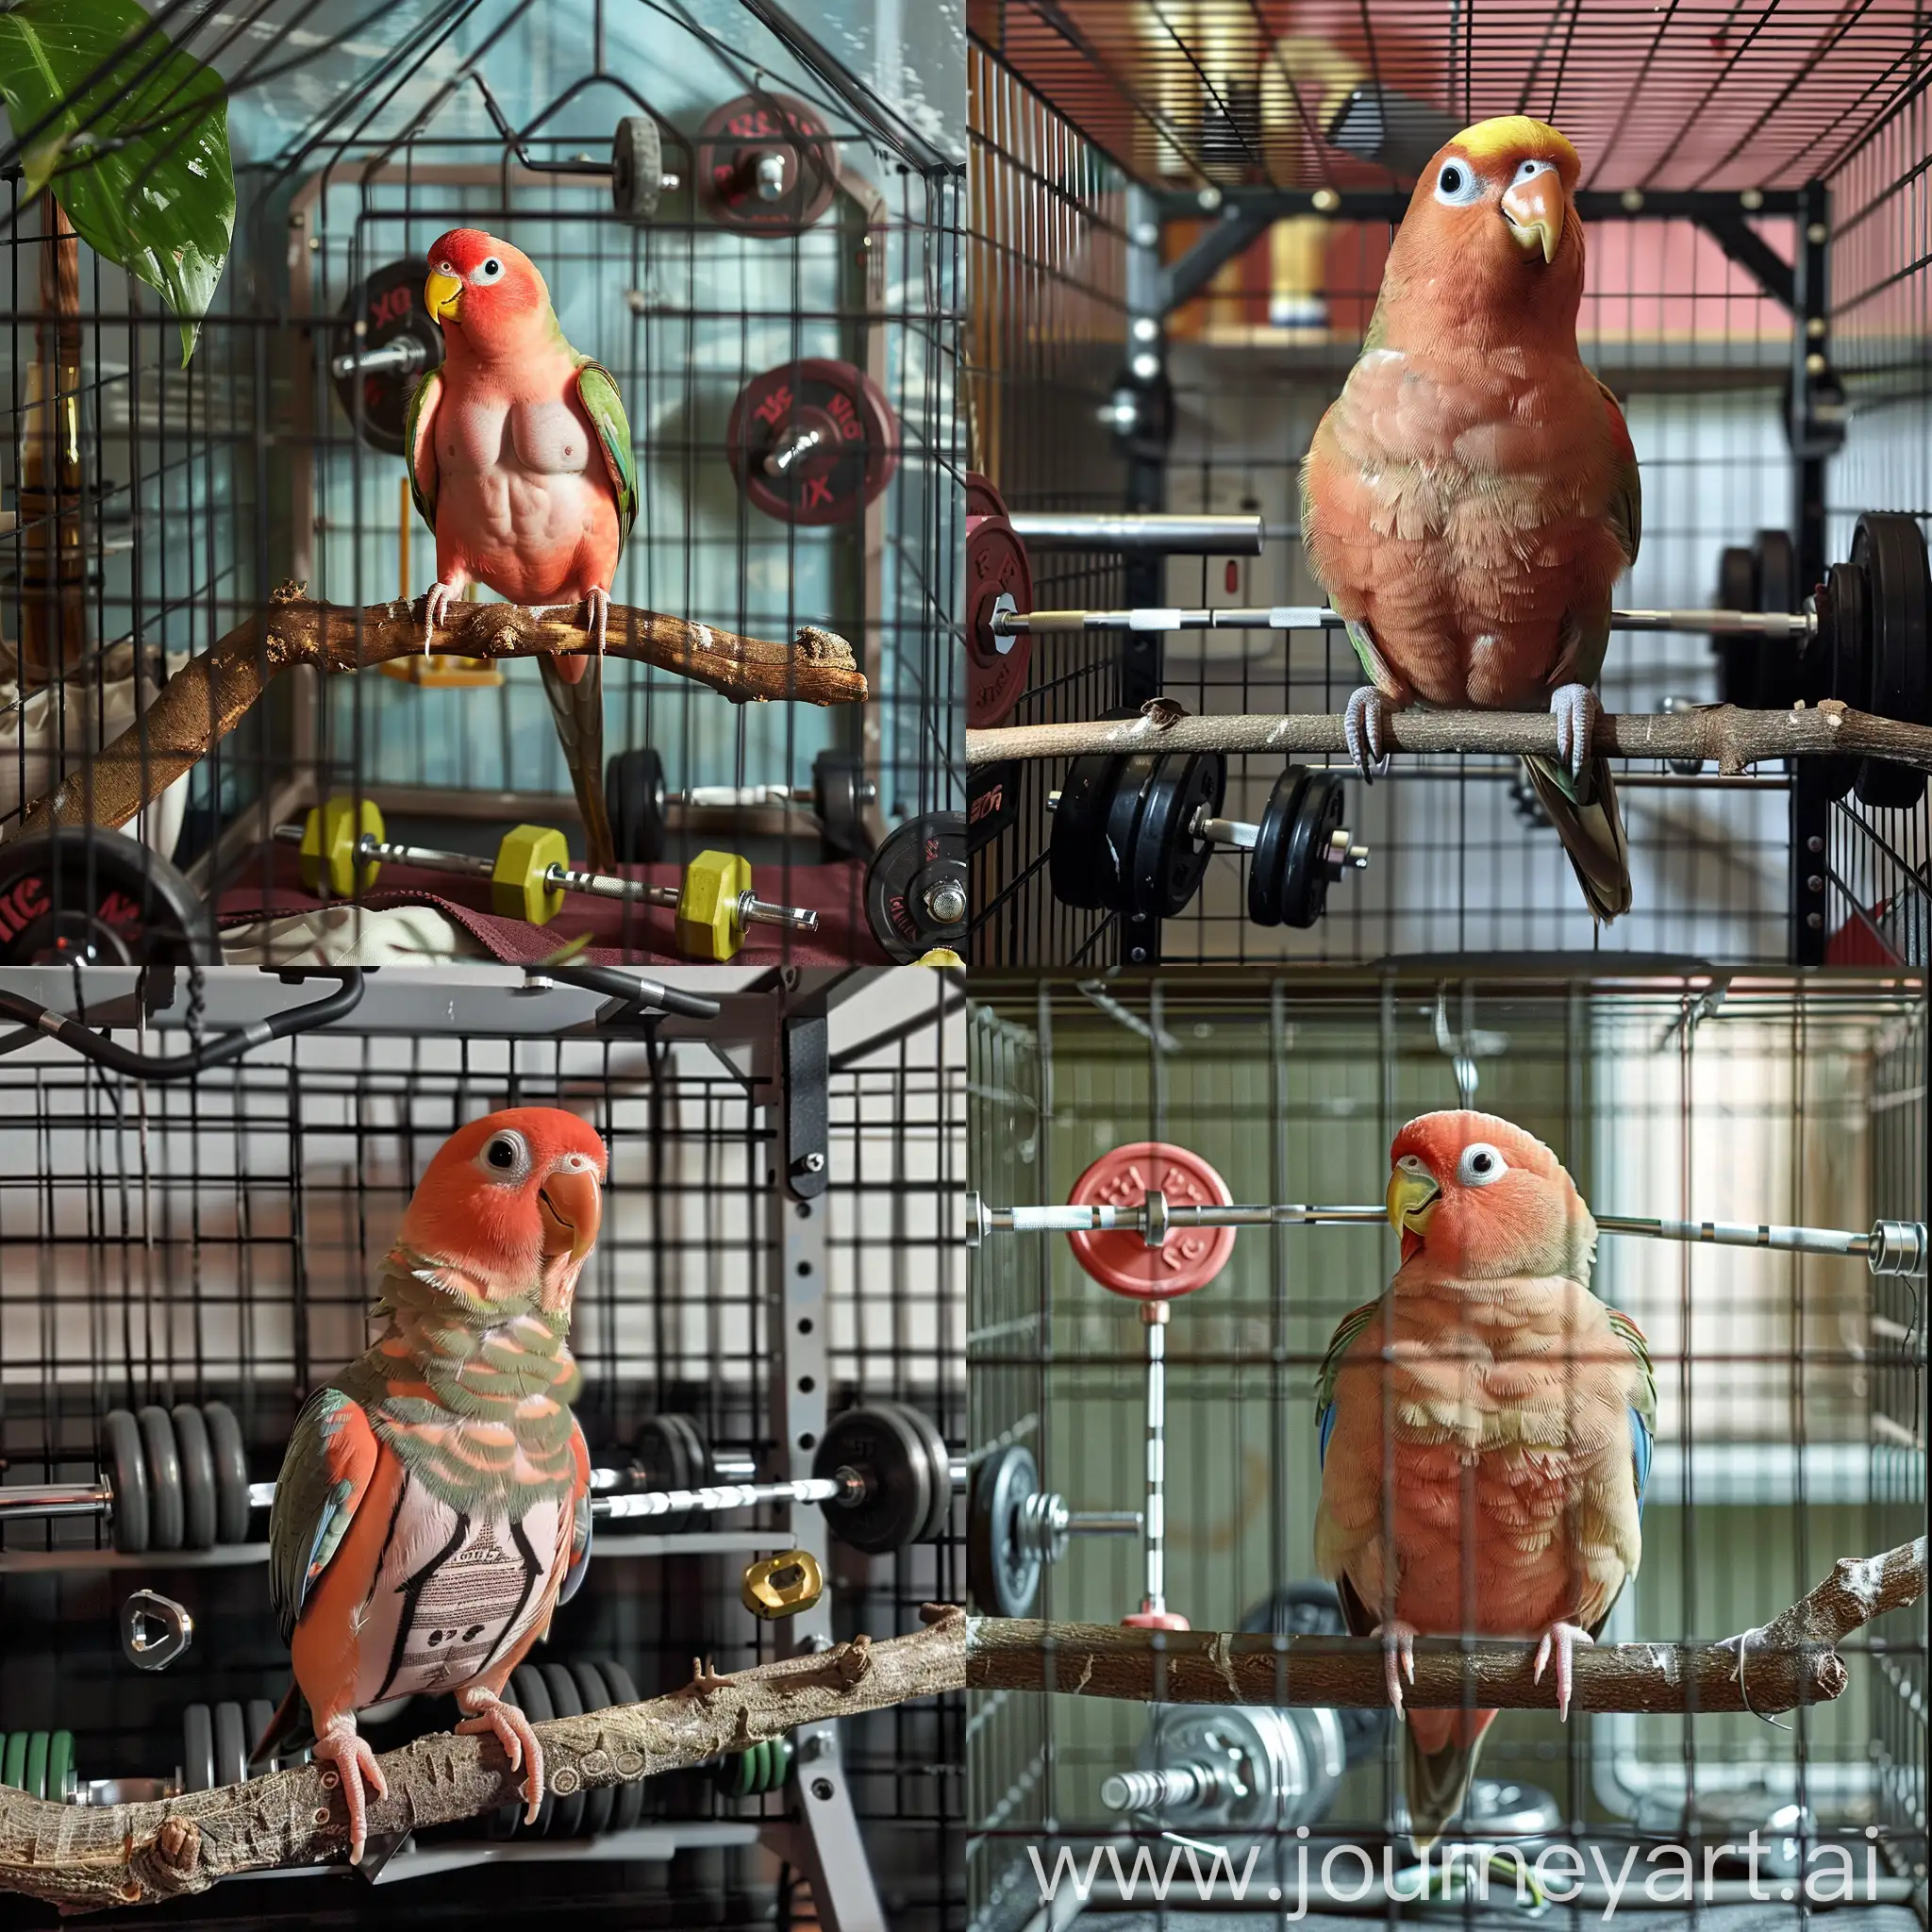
[
  {"xmin": 15, "ymin": 589, "xmax": 869, "ymax": 840},
  {"xmin": 0, "ymin": 1608, "xmax": 963, "ymax": 1910},
  {"xmin": 965, "ymin": 699, "xmax": 1932, "ymax": 772},
  {"xmin": 4, "ymin": 1541, "xmax": 1919, "ymax": 1910}
]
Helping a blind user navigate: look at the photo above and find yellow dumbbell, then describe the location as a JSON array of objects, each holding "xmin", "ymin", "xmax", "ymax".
[{"xmin": 281, "ymin": 808, "xmax": 817, "ymax": 961}]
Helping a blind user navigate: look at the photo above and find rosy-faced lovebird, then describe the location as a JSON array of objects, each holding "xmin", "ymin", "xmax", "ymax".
[
  {"xmin": 1300, "ymin": 118, "xmax": 1641, "ymax": 921},
  {"xmin": 258, "ymin": 1108, "xmax": 608, "ymax": 1862},
  {"xmin": 407, "ymin": 230, "xmax": 637, "ymax": 869},
  {"xmin": 1315, "ymin": 1110, "xmax": 1655, "ymax": 1847}
]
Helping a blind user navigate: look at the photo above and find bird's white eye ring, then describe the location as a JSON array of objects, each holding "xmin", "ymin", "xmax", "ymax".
[
  {"xmin": 1434, "ymin": 159, "xmax": 1484, "ymax": 206},
  {"xmin": 477, "ymin": 1129, "xmax": 530, "ymax": 1179},
  {"xmin": 472, "ymin": 257, "xmax": 505, "ymax": 284},
  {"xmin": 1514, "ymin": 158, "xmax": 1552, "ymax": 182},
  {"xmin": 1457, "ymin": 1142, "xmax": 1508, "ymax": 1187}
]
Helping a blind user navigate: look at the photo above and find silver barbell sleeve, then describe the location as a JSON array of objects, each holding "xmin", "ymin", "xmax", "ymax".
[{"xmin": 1006, "ymin": 511, "xmax": 1265, "ymax": 556}]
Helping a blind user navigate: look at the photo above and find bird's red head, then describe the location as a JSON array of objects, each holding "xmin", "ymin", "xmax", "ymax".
[
  {"xmin": 423, "ymin": 230, "xmax": 553, "ymax": 359},
  {"xmin": 1387, "ymin": 1108, "xmax": 1594, "ymax": 1281},
  {"xmin": 1379, "ymin": 116, "xmax": 1586, "ymax": 347},
  {"xmin": 399, "ymin": 1108, "xmax": 608, "ymax": 1315}
]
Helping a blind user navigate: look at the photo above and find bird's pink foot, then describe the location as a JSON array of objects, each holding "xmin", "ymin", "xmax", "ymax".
[
  {"xmin": 458, "ymin": 1686, "xmax": 545, "ymax": 1824},
  {"xmin": 1344, "ymin": 686, "xmax": 1395, "ymax": 781},
  {"xmin": 423, "ymin": 579, "xmax": 461, "ymax": 655},
  {"xmin": 1532, "ymin": 1620, "xmax": 1595, "ymax": 1720},
  {"xmin": 582, "ymin": 585, "xmax": 610, "ymax": 657},
  {"xmin": 313, "ymin": 1714, "xmax": 388, "ymax": 1865},
  {"xmin": 1370, "ymin": 1619, "xmax": 1420, "ymax": 1718},
  {"xmin": 1549, "ymin": 683, "xmax": 1599, "ymax": 781}
]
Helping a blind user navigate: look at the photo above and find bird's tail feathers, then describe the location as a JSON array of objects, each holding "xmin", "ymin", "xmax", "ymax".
[
  {"xmin": 1524, "ymin": 755, "xmax": 1631, "ymax": 924},
  {"xmin": 250, "ymin": 1680, "xmax": 313, "ymax": 1771},
  {"xmin": 1402, "ymin": 1707, "xmax": 1495, "ymax": 1852},
  {"xmin": 538, "ymin": 653, "xmax": 615, "ymax": 870}
]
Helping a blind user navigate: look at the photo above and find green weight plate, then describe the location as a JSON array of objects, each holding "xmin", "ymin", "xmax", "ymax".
[
  {"xmin": 46, "ymin": 1730, "xmax": 74, "ymax": 1805},
  {"xmin": 24, "ymin": 1733, "xmax": 47, "ymax": 1803},
  {"xmin": 0, "ymin": 1736, "xmax": 24, "ymax": 1793}
]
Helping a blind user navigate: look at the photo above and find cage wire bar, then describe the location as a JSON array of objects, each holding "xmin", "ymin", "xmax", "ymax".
[
  {"xmin": 0, "ymin": 971, "xmax": 965, "ymax": 1929},
  {"xmin": 963, "ymin": 3, "xmax": 1932, "ymax": 971},
  {"xmin": 2, "ymin": 0, "xmax": 963, "ymax": 968},
  {"xmin": 965, "ymin": 971, "xmax": 1927, "ymax": 1928}
]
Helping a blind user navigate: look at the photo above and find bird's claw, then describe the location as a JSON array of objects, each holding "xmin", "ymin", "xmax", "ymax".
[
  {"xmin": 1532, "ymin": 1620, "xmax": 1595, "ymax": 1721},
  {"xmin": 583, "ymin": 586, "xmax": 610, "ymax": 658},
  {"xmin": 313, "ymin": 1718, "xmax": 389, "ymax": 1865},
  {"xmin": 1343, "ymin": 687, "xmax": 1394, "ymax": 782},
  {"xmin": 423, "ymin": 580, "xmax": 459, "ymax": 656},
  {"xmin": 458, "ymin": 1688, "xmax": 545, "ymax": 1824},
  {"xmin": 1370, "ymin": 1619, "xmax": 1420, "ymax": 1719},
  {"xmin": 1549, "ymin": 683, "xmax": 1599, "ymax": 782}
]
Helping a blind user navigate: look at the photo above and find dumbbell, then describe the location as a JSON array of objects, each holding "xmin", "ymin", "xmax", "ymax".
[
  {"xmin": 694, "ymin": 91, "xmax": 840, "ymax": 232},
  {"xmin": 967, "ymin": 1442, "xmax": 1143, "ymax": 1618},
  {"xmin": 604, "ymin": 746, "xmax": 876, "ymax": 866},
  {"xmin": 1049, "ymin": 750, "xmax": 1368, "ymax": 928},
  {"xmin": 863, "ymin": 814, "xmax": 968, "ymax": 963},
  {"xmin": 0, "ymin": 1402, "xmax": 251, "ymax": 1556},
  {"xmin": 282, "ymin": 798, "xmax": 818, "ymax": 962},
  {"xmin": 0, "ymin": 1731, "xmax": 78, "ymax": 1804}
]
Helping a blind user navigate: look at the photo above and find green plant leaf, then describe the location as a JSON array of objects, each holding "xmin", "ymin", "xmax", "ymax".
[{"xmin": 0, "ymin": 0, "xmax": 234, "ymax": 364}]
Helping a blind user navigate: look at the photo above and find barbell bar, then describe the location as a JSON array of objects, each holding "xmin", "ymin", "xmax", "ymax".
[
  {"xmin": 992, "ymin": 604, "xmax": 1819, "ymax": 640},
  {"xmin": 1005, "ymin": 511, "xmax": 1265, "ymax": 556}
]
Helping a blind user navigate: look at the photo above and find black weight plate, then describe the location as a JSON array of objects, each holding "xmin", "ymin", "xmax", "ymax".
[
  {"xmin": 102, "ymin": 1408, "xmax": 148, "ymax": 1555},
  {"xmin": 1280, "ymin": 772, "xmax": 1348, "ymax": 928},
  {"xmin": 213, "ymin": 1701, "xmax": 249, "ymax": 1790},
  {"xmin": 538, "ymin": 1663, "xmax": 585, "ymax": 1839},
  {"xmin": 815, "ymin": 1404, "xmax": 932, "ymax": 1554},
  {"xmin": 598, "ymin": 1662, "xmax": 645, "ymax": 1831},
  {"xmin": 202, "ymin": 1401, "xmax": 251, "ymax": 1545},
  {"xmin": 968, "ymin": 1442, "xmax": 1042, "ymax": 1618},
  {"xmin": 1124, "ymin": 752, "xmax": 1224, "ymax": 920},
  {"xmin": 1102, "ymin": 753, "xmax": 1161, "ymax": 920},
  {"xmin": 181, "ymin": 1705, "xmax": 216, "ymax": 1794},
  {"xmin": 0, "ymin": 827, "xmax": 215, "ymax": 966},
  {"xmin": 1817, "ymin": 562, "xmax": 1867, "ymax": 802},
  {"xmin": 812, "ymin": 749, "xmax": 874, "ymax": 861},
  {"xmin": 1713, "ymin": 545, "xmax": 1759, "ymax": 708},
  {"xmin": 329, "ymin": 259, "xmax": 444, "ymax": 458},
  {"xmin": 1239, "ymin": 1583, "xmax": 1391, "ymax": 1765},
  {"xmin": 605, "ymin": 747, "xmax": 668, "ymax": 865},
  {"xmin": 881, "ymin": 1401, "xmax": 955, "ymax": 1543},
  {"xmin": 569, "ymin": 1663, "xmax": 616, "ymax": 1836},
  {"xmin": 1248, "ymin": 766, "xmax": 1313, "ymax": 928},
  {"xmin": 611, "ymin": 115, "xmax": 664, "ymax": 222},
  {"xmin": 137, "ymin": 1405, "xmax": 184, "ymax": 1553},
  {"xmin": 245, "ymin": 1700, "xmax": 277, "ymax": 1773},
  {"xmin": 863, "ymin": 814, "xmax": 967, "ymax": 963},
  {"xmin": 1852, "ymin": 512, "xmax": 1930, "ymax": 808},
  {"xmin": 1753, "ymin": 529, "xmax": 1801, "ymax": 708},
  {"xmin": 170, "ymin": 1404, "xmax": 217, "ymax": 1552},
  {"xmin": 504, "ymin": 1665, "xmax": 553, "ymax": 1838},
  {"xmin": 633, "ymin": 1413, "xmax": 710, "ymax": 1534},
  {"xmin": 1049, "ymin": 751, "xmax": 1129, "ymax": 911}
]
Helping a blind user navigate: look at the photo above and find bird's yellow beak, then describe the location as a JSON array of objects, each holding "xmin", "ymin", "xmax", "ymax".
[
  {"xmin": 425, "ymin": 269, "xmax": 463, "ymax": 325},
  {"xmin": 1501, "ymin": 173, "xmax": 1564, "ymax": 263},
  {"xmin": 1387, "ymin": 1167, "xmax": 1441, "ymax": 1236},
  {"xmin": 539, "ymin": 1165, "xmax": 603, "ymax": 1266}
]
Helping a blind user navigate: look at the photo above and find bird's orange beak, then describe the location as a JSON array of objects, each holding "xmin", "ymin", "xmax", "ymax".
[
  {"xmin": 425, "ymin": 268, "xmax": 463, "ymax": 325},
  {"xmin": 1501, "ymin": 173, "xmax": 1564, "ymax": 263},
  {"xmin": 539, "ymin": 1165, "xmax": 602, "ymax": 1266},
  {"xmin": 1387, "ymin": 1168, "xmax": 1440, "ymax": 1265}
]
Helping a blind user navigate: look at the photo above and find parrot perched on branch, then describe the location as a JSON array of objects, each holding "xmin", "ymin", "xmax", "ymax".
[
  {"xmin": 407, "ymin": 229, "xmax": 636, "ymax": 870},
  {"xmin": 1314, "ymin": 1110, "xmax": 1655, "ymax": 1847},
  {"xmin": 1300, "ymin": 117, "xmax": 1641, "ymax": 921},
  {"xmin": 258, "ymin": 1108, "xmax": 608, "ymax": 1862}
]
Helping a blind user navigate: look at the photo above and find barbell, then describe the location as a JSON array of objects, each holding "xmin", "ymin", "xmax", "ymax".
[
  {"xmin": 603, "ymin": 745, "xmax": 875, "ymax": 866},
  {"xmin": 967, "ymin": 1441, "xmax": 1141, "ymax": 1618}
]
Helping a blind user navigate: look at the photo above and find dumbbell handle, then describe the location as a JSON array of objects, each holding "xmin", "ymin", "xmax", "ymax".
[
  {"xmin": 1007, "ymin": 511, "xmax": 1264, "ymax": 556},
  {"xmin": 272, "ymin": 827, "xmax": 820, "ymax": 935},
  {"xmin": 0, "ymin": 1480, "xmax": 111, "ymax": 1522},
  {"xmin": 995, "ymin": 605, "xmax": 1820, "ymax": 640},
  {"xmin": 330, "ymin": 338, "xmax": 432, "ymax": 381},
  {"xmin": 1101, "ymin": 1764, "xmax": 1219, "ymax": 1813},
  {"xmin": 1043, "ymin": 796, "xmax": 1370, "ymax": 874},
  {"xmin": 965, "ymin": 1191, "xmax": 1927, "ymax": 1276},
  {"xmin": 675, "ymin": 781, "xmax": 878, "ymax": 810}
]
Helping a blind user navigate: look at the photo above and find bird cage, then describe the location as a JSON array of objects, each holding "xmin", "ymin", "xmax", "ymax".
[
  {"xmin": 963, "ymin": 8, "xmax": 1932, "ymax": 971},
  {"xmin": 1, "ymin": 0, "xmax": 966, "ymax": 972},
  {"xmin": 965, "ymin": 971, "xmax": 1926, "ymax": 1925},
  {"xmin": 0, "ymin": 968, "xmax": 964, "ymax": 1930}
]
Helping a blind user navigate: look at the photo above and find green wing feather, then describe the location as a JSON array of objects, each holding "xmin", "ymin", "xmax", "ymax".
[
  {"xmin": 1315, "ymin": 1298, "xmax": 1384, "ymax": 1468},
  {"xmin": 574, "ymin": 360, "xmax": 637, "ymax": 539},
  {"xmin": 267, "ymin": 1385, "xmax": 376, "ymax": 1643},
  {"xmin": 403, "ymin": 370, "xmax": 441, "ymax": 528}
]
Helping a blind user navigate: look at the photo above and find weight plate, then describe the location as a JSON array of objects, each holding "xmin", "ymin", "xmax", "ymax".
[
  {"xmin": 632, "ymin": 1413, "xmax": 710, "ymax": 1535},
  {"xmin": 610, "ymin": 115, "xmax": 665, "ymax": 223},
  {"xmin": 966, "ymin": 512, "xmax": 1035, "ymax": 726},
  {"xmin": 863, "ymin": 814, "xmax": 967, "ymax": 962},
  {"xmin": 1124, "ymin": 751, "xmax": 1224, "ymax": 919},
  {"xmin": 328, "ymin": 259, "xmax": 444, "ymax": 458},
  {"xmin": 696, "ymin": 92, "xmax": 839, "ymax": 232},
  {"xmin": 0, "ymin": 1736, "xmax": 25, "ymax": 1793},
  {"xmin": 102, "ymin": 1408, "xmax": 149, "ymax": 1555},
  {"xmin": 245, "ymin": 1700, "xmax": 277, "ymax": 1774},
  {"xmin": 181, "ymin": 1704, "xmax": 216, "ymax": 1794},
  {"xmin": 0, "ymin": 827, "xmax": 214, "ymax": 966},
  {"xmin": 1239, "ymin": 1583, "xmax": 1390, "ymax": 1765},
  {"xmin": 605, "ymin": 747, "xmax": 668, "ymax": 865},
  {"xmin": 1712, "ymin": 545, "xmax": 1759, "ymax": 708},
  {"xmin": 1066, "ymin": 1141, "xmax": 1237, "ymax": 1302},
  {"xmin": 965, "ymin": 472, "xmax": 1011, "ymax": 523},
  {"xmin": 815, "ymin": 1403, "xmax": 932, "ymax": 1554},
  {"xmin": 1851, "ymin": 512, "xmax": 1930, "ymax": 809},
  {"xmin": 599, "ymin": 1662, "xmax": 645, "ymax": 1831},
  {"xmin": 46, "ymin": 1730, "xmax": 75, "ymax": 1804},
  {"xmin": 23, "ymin": 1733, "xmax": 47, "ymax": 1803},
  {"xmin": 968, "ymin": 1442, "xmax": 1042, "ymax": 1618},
  {"xmin": 1247, "ymin": 766, "xmax": 1311, "ymax": 927},
  {"xmin": 812, "ymin": 749, "xmax": 874, "ymax": 861},
  {"xmin": 203, "ymin": 1400, "xmax": 251, "ymax": 1545},
  {"xmin": 1278, "ymin": 770, "xmax": 1347, "ymax": 929},
  {"xmin": 213, "ymin": 1701, "xmax": 249, "ymax": 1790},
  {"xmin": 504, "ymin": 1665, "xmax": 553, "ymax": 1838},
  {"xmin": 137, "ymin": 1405, "xmax": 184, "ymax": 1553},
  {"xmin": 884, "ymin": 1401, "xmax": 955, "ymax": 1543},
  {"xmin": 538, "ymin": 1663, "xmax": 585, "ymax": 1839},
  {"xmin": 1049, "ymin": 750, "xmax": 1129, "ymax": 910},
  {"xmin": 726, "ymin": 358, "xmax": 899, "ymax": 525},
  {"xmin": 1816, "ymin": 562, "xmax": 1868, "ymax": 802},
  {"xmin": 170, "ymin": 1404, "xmax": 217, "ymax": 1552},
  {"xmin": 1753, "ymin": 529, "xmax": 1801, "ymax": 709},
  {"xmin": 570, "ymin": 1662, "xmax": 616, "ymax": 1836}
]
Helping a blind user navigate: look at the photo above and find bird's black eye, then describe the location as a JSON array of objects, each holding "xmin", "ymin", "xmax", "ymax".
[
  {"xmin": 1457, "ymin": 1142, "xmax": 1509, "ymax": 1187},
  {"xmin": 1472, "ymin": 1153, "xmax": 1491, "ymax": 1173},
  {"xmin": 476, "ymin": 1128, "xmax": 530, "ymax": 1180},
  {"xmin": 1434, "ymin": 160, "xmax": 1483, "ymax": 207},
  {"xmin": 488, "ymin": 1137, "xmax": 515, "ymax": 1168},
  {"xmin": 1442, "ymin": 166, "xmax": 1462, "ymax": 192},
  {"xmin": 484, "ymin": 258, "xmax": 499, "ymax": 275}
]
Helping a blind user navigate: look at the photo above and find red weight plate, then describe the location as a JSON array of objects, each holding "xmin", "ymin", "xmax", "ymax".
[
  {"xmin": 966, "ymin": 512, "xmax": 1035, "ymax": 726},
  {"xmin": 1067, "ymin": 1141, "xmax": 1235, "ymax": 1301},
  {"xmin": 696, "ymin": 92, "xmax": 839, "ymax": 232},
  {"xmin": 1123, "ymin": 1607, "xmax": 1192, "ymax": 1630},
  {"xmin": 965, "ymin": 472, "xmax": 1011, "ymax": 522},
  {"xmin": 726, "ymin": 358, "xmax": 900, "ymax": 526}
]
